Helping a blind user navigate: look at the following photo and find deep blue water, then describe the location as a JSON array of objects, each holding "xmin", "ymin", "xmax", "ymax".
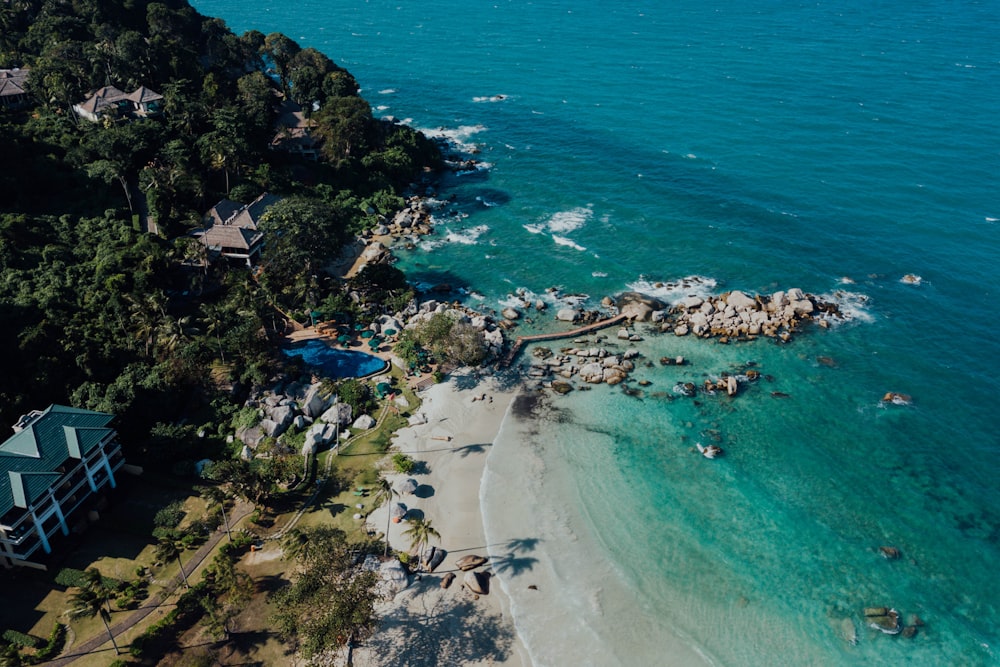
[
  {"xmin": 283, "ymin": 340, "xmax": 387, "ymax": 379},
  {"xmin": 195, "ymin": 1, "xmax": 1000, "ymax": 664}
]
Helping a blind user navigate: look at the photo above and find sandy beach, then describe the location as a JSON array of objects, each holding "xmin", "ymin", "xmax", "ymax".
[{"xmin": 354, "ymin": 371, "xmax": 528, "ymax": 667}]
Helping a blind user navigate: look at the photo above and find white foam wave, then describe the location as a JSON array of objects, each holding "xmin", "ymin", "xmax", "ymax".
[
  {"xmin": 378, "ymin": 88, "xmax": 396, "ymax": 94},
  {"xmin": 419, "ymin": 224, "xmax": 489, "ymax": 250},
  {"xmin": 418, "ymin": 124, "xmax": 488, "ymax": 153},
  {"xmin": 472, "ymin": 94, "xmax": 510, "ymax": 103},
  {"xmin": 627, "ymin": 275, "xmax": 719, "ymax": 305},
  {"xmin": 552, "ymin": 235, "xmax": 587, "ymax": 251},
  {"xmin": 375, "ymin": 105, "xmax": 389, "ymax": 111},
  {"xmin": 545, "ymin": 206, "xmax": 593, "ymax": 234},
  {"xmin": 818, "ymin": 290, "xmax": 874, "ymax": 324},
  {"xmin": 523, "ymin": 223, "xmax": 544, "ymax": 235},
  {"xmin": 476, "ymin": 196, "xmax": 500, "ymax": 207},
  {"xmin": 592, "ymin": 271, "xmax": 608, "ymax": 278}
]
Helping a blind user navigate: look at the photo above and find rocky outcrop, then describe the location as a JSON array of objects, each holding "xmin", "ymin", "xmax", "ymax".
[
  {"xmin": 616, "ymin": 292, "xmax": 667, "ymax": 322},
  {"xmin": 663, "ymin": 288, "xmax": 840, "ymax": 341}
]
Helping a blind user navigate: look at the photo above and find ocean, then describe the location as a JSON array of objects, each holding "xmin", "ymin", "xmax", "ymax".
[{"xmin": 193, "ymin": 1, "xmax": 1000, "ymax": 664}]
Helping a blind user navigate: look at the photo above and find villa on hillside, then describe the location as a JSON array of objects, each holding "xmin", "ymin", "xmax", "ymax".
[
  {"xmin": 0, "ymin": 68, "xmax": 30, "ymax": 109},
  {"xmin": 0, "ymin": 405, "xmax": 126, "ymax": 570},
  {"xmin": 73, "ymin": 84, "xmax": 163, "ymax": 122},
  {"xmin": 196, "ymin": 192, "xmax": 281, "ymax": 266},
  {"xmin": 270, "ymin": 99, "xmax": 320, "ymax": 160}
]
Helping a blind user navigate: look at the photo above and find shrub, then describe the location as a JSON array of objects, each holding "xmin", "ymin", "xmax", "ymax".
[
  {"xmin": 53, "ymin": 568, "xmax": 90, "ymax": 588},
  {"xmin": 2, "ymin": 629, "xmax": 39, "ymax": 649},
  {"xmin": 33, "ymin": 623, "xmax": 66, "ymax": 662},
  {"xmin": 391, "ymin": 453, "xmax": 415, "ymax": 474},
  {"xmin": 153, "ymin": 500, "xmax": 186, "ymax": 529}
]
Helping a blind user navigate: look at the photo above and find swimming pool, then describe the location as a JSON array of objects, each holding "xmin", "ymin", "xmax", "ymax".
[{"xmin": 283, "ymin": 340, "xmax": 389, "ymax": 379}]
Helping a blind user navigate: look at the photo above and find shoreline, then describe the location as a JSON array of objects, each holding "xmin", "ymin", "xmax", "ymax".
[{"xmin": 354, "ymin": 371, "xmax": 529, "ymax": 667}]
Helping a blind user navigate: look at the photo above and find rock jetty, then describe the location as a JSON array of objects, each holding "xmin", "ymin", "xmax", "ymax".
[{"xmin": 664, "ymin": 288, "xmax": 841, "ymax": 341}]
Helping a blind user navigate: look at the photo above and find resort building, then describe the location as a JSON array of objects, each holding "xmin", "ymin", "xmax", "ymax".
[
  {"xmin": 73, "ymin": 84, "xmax": 163, "ymax": 122},
  {"xmin": 0, "ymin": 68, "xmax": 30, "ymax": 109},
  {"xmin": 270, "ymin": 99, "xmax": 320, "ymax": 160},
  {"xmin": 197, "ymin": 192, "xmax": 281, "ymax": 266},
  {"xmin": 0, "ymin": 405, "xmax": 126, "ymax": 569}
]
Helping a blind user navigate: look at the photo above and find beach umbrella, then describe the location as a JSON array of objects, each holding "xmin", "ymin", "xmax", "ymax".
[
  {"xmin": 354, "ymin": 323, "xmax": 363, "ymax": 331},
  {"xmin": 337, "ymin": 334, "xmax": 351, "ymax": 344},
  {"xmin": 376, "ymin": 382, "xmax": 392, "ymax": 397},
  {"xmin": 391, "ymin": 502, "xmax": 408, "ymax": 519},
  {"xmin": 396, "ymin": 478, "xmax": 418, "ymax": 495},
  {"xmin": 360, "ymin": 330, "xmax": 374, "ymax": 339},
  {"xmin": 383, "ymin": 328, "xmax": 397, "ymax": 337}
]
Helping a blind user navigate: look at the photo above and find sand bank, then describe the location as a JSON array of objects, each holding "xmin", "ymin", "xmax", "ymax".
[{"xmin": 354, "ymin": 372, "xmax": 528, "ymax": 667}]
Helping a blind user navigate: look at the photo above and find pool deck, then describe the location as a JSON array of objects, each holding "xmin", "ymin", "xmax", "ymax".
[{"xmin": 284, "ymin": 324, "xmax": 439, "ymax": 391}]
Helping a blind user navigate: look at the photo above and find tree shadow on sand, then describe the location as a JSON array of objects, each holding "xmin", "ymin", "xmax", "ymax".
[
  {"xmin": 490, "ymin": 537, "xmax": 541, "ymax": 576},
  {"xmin": 359, "ymin": 586, "xmax": 516, "ymax": 667}
]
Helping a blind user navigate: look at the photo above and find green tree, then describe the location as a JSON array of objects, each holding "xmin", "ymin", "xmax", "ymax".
[
  {"xmin": 313, "ymin": 95, "xmax": 374, "ymax": 163},
  {"xmin": 67, "ymin": 586, "xmax": 120, "ymax": 655},
  {"xmin": 371, "ymin": 475, "xmax": 397, "ymax": 557},
  {"xmin": 155, "ymin": 534, "xmax": 190, "ymax": 588},
  {"xmin": 270, "ymin": 527, "xmax": 380, "ymax": 660},
  {"xmin": 199, "ymin": 485, "xmax": 233, "ymax": 542},
  {"xmin": 402, "ymin": 517, "xmax": 440, "ymax": 560},
  {"xmin": 81, "ymin": 567, "xmax": 114, "ymax": 616}
]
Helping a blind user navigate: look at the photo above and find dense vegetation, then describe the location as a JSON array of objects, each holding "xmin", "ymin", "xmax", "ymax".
[{"xmin": 0, "ymin": 0, "xmax": 440, "ymax": 448}]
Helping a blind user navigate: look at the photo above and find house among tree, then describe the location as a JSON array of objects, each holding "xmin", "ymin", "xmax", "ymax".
[
  {"xmin": 73, "ymin": 84, "xmax": 164, "ymax": 122},
  {"xmin": 0, "ymin": 68, "xmax": 30, "ymax": 109},
  {"xmin": 197, "ymin": 192, "xmax": 280, "ymax": 266},
  {"xmin": 271, "ymin": 99, "xmax": 320, "ymax": 160},
  {"xmin": 0, "ymin": 405, "xmax": 126, "ymax": 569}
]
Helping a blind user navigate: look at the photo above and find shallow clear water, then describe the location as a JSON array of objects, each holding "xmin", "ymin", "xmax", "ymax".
[{"xmin": 195, "ymin": 0, "xmax": 1000, "ymax": 663}]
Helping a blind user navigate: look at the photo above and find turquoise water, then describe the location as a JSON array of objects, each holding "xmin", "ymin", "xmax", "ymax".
[
  {"xmin": 195, "ymin": 1, "xmax": 1000, "ymax": 663},
  {"xmin": 283, "ymin": 340, "xmax": 388, "ymax": 379}
]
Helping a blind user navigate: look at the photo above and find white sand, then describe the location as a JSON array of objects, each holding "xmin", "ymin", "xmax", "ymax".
[{"xmin": 354, "ymin": 372, "xmax": 529, "ymax": 667}]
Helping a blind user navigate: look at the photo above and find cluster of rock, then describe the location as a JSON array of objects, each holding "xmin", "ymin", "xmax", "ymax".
[
  {"xmin": 527, "ymin": 345, "xmax": 642, "ymax": 391},
  {"xmin": 234, "ymin": 379, "xmax": 378, "ymax": 458},
  {"xmin": 863, "ymin": 606, "xmax": 922, "ymax": 638},
  {"xmin": 664, "ymin": 288, "xmax": 841, "ymax": 341},
  {"xmin": 363, "ymin": 196, "xmax": 437, "ymax": 239},
  {"xmin": 399, "ymin": 297, "xmax": 506, "ymax": 361}
]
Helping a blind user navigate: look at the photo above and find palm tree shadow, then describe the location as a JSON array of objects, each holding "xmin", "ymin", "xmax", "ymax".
[
  {"xmin": 490, "ymin": 553, "xmax": 539, "ymax": 576},
  {"xmin": 456, "ymin": 443, "xmax": 487, "ymax": 457}
]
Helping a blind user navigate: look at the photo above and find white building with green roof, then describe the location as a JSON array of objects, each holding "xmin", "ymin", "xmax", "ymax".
[{"xmin": 0, "ymin": 405, "xmax": 125, "ymax": 569}]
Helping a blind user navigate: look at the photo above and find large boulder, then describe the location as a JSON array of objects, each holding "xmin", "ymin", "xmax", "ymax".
[
  {"xmin": 463, "ymin": 570, "xmax": 490, "ymax": 595},
  {"xmin": 352, "ymin": 414, "xmax": 376, "ymax": 430},
  {"xmin": 556, "ymin": 308, "xmax": 580, "ymax": 322},
  {"xmin": 268, "ymin": 404, "xmax": 295, "ymax": 428},
  {"xmin": 259, "ymin": 418, "xmax": 287, "ymax": 438},
  {"xmin": 724, "ymin": 290, "xmax": 757, "ymax": 311},
  {"xmin": 320, "ymin": 402, "xmax": 353, "ymax": 426},
  {"xmin": 618, "ymin": 294, "xmax": 664, "ymax": 321},
  {"xmin": 236, "ymin": 425, "xmax": 265, "ymax": 449},
  {"xmin": 301, "ymin": 384, "xmax": 330, "ymax": 419},
  {"xmin": 579, "ymin": 362, "xmax": 605, "ymax": 384}
]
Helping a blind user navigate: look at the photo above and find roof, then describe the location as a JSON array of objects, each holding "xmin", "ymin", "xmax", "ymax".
[
  {"xmin": 0, "ymin": 68, "xmax": 29, "ymax": 98},
  {"xmin": 199, "ymin": 225, "xmax": 263, "ymax": 252},
  {"xmin": 76, "ymin": 85, "xmax": 127, "ymax": 115},
  {"xmin": 125, "ymin": 86, "xmax": 163, "ymax": 104},
  {"xmin": 205, "ymin": 193, "xmax": 280, "ymax": 230},
  {"xmin": 0, "ymin": 405, "xmax": 115, "ymax": 518},
  {"xmin": 76, "ymin": 84, "xmax": 161, "ymax": 116}
]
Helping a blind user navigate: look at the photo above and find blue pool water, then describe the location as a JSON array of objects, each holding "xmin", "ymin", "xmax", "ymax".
[{"xmin": 283, "ymin": 340, "xmax": 388, "ymax": 379}]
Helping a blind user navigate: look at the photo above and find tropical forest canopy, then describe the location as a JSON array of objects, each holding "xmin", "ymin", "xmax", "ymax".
[{"xmin": 0, "ymin": 0, "xmax": 441, "ymax": 452}]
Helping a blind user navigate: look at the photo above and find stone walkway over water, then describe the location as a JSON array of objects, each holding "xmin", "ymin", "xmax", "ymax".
[{"xmin": 500, "ymin": 314, "xmax": 628, "ymax": 367}]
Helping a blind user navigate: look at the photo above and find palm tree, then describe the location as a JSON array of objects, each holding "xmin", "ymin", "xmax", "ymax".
[
  {"xmin": 155, "ymin": 535, "xmax": 190, "ymax": 588},
  {"xmin": 281, "ymin": 528, "xmax": 311, "ymax": 562},
  {"xmin": 371, "ymin": 476, "xmax": 397, "ymax": 557},
  {"xmin": 402, "ymin": 517, "xmax": 441, "ymax": 564},
  {"xmin": 67, "ymin": 586, "xmax": 120, "ymax": 655},
  {"xmin": 82, "ymin": 567, "xmax": 113, "ymax": 615},
  {"xmin": 200, "ymin": 485, "xmax": 233, "ymax": 542}
]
